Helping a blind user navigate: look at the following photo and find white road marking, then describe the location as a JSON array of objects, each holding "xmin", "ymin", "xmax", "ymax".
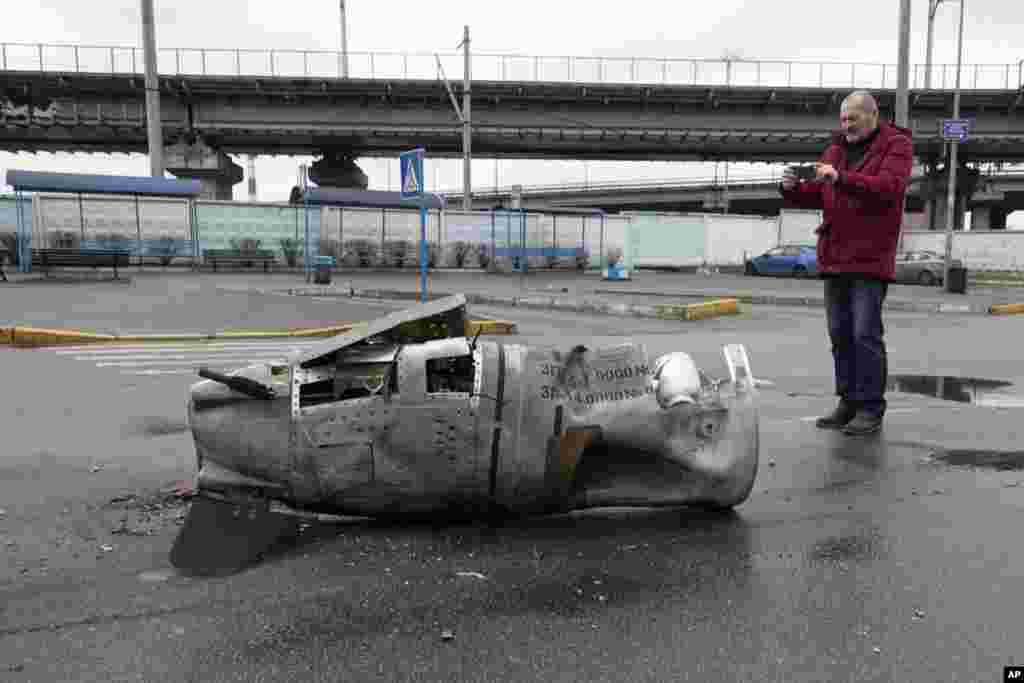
[
  {"xmin": 95, "ymin": 357, "xmax": 289, "ymax": 367},
  {"xmin": 38, "ymin": 338, "xmax": 310, "ymax": 378},
  {"xmin": 53, "ymin": 342, "xmax": 319, "ymax": 354},
  {"xmin": 78, "ymin": 353, "xmax": 298, "ymax": 362},
  {"xmin": 125, "ymin": 369, "xmax": 229, "ymax": 376}
]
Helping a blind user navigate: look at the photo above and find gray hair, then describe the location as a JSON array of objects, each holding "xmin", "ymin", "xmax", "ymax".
[{"xmin": 842, "ymin": 91, "xmax": 879, "ymax": 114}]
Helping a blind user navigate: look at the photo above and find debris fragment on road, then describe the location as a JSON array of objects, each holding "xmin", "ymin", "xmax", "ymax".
[
  {"xmin": 440, "ymin": 629, "xmax": 455, "ymax": 641},
  {"xmin": 455, "ymin": 571, "xmax": 487, "ymax": 580}
]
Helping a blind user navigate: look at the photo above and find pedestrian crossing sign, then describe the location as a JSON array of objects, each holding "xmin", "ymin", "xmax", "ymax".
[{"xmin": 400, "ymin": 148, "xmax": 425, "ymax": 199}]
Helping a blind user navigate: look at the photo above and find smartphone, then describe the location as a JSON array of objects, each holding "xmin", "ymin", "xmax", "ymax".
[{"xmin": 789, "ymin": 165, "xmax": 818, "ymax": 182}]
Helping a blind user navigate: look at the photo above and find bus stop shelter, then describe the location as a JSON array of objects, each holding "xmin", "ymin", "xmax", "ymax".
[
  {"xmin": 300, "ymin": 187, "xmax": 446, "ymax": 283},
  {"xmin": 489, "ymin": 206, "xmax": 607, "ymax": 274},
  {"xmin": 4, "ymin": 170, "xmax": 202, "ymax": 273}
]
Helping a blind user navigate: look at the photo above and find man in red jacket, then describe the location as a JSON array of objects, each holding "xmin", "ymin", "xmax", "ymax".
[{"xmin": 780, "ymin": 91, "xmax": 913, "ymax": 436}]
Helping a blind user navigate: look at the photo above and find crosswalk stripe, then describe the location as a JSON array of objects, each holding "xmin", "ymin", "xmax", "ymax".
[
  {"xmin": 95, "ymin": 357, "xmax": 288, "ymax": 367},
  {"xmin": 52, "ymin": 342, "xmax": 320, "ymax": 354},
  {"xmin": 125, "ymin": 369, "xmax": 210, "ymax": 376},
  {"xmin": 70, "ymin": 351, "xmax": 304, "ymax": 361},
  {"xmin": 35, "ymin": 337, "xmax": 318, "ymax": 379}
]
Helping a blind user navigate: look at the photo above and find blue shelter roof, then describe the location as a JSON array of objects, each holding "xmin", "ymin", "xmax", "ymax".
[
  {"xmin": 5, "ymin": 170, "xmax": 203, "ymax": 197},
  {"xmin": 301, "ymin": 188, "xmax": 445, "ymax": 210}
]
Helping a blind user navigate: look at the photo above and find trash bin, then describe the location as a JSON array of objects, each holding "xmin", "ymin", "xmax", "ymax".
[
  {"xmin": 947, "ymin": 266, "xmax": 967, "ymax": 294},
  {"xmin": 314, "ymin": 255, "xmax": 335, "ymax": 285}
]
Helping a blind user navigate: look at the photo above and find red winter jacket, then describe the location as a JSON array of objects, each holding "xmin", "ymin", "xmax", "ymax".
[{"xmin": 780, "ymin": 121, "xmax": 913, "ymax": 281}]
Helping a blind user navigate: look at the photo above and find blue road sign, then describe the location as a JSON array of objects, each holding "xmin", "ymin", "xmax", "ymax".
[
  {"xmin": 399, "ymin": 147, "xmax": 430, "ymax": 302},
  {"xmin": 400, "ymin": 148, "xmax": 425, "ymax": 199},
  {"xmin": 942, "ymin": 118, "xmax": 974, "ymax": 142}
]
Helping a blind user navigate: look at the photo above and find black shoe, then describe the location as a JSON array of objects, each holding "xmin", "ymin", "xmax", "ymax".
[
  {"xmin": 815, "ymin": 401, "xmax": 858, "ymax": 430},
  {"xmin": 842, "ymin": 411, "xmax": 883, "ymax": 436}
]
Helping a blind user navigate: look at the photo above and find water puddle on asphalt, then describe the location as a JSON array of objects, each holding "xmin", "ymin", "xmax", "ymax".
[
  {"xmin": 887, "ymin": 375, "xmax": 1024, "ymax": 408},
  {"xmin": 931, "ymin": 449, "xmax": 1024, "ymax": 471}
]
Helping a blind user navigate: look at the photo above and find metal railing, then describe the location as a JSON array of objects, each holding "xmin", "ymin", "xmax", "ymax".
[
  {"xmin": 439, "ymin": 167, "xmax": 1024, "ymax": 198},
  {"xmin": 2, "ymin": 42, "xmax": 1023, "ymax": 91},
  {"xmin": 440, "ymin": 174, "xmax": 788, "ymax": 197}
]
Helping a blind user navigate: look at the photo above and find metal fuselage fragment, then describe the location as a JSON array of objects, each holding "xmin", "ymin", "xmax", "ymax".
[{"xmin": 187, "ymin": 337, "xmax": 759, "ymax": 518}]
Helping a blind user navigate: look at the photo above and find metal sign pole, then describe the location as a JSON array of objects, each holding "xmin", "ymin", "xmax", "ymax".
[
  {"xmin": 15, "ymin": 189, "xmax": 28, "ymax": 273},
  {"xmin": 420, "ymin": 201, "xmax": 428, "ymax": 303},
  {"xmin": 400, "ymin": 147, "xmax": 427, "ymax": 302},
  {"xmin": 303, "ymin": 168, "xmax": 311, "ymax": 282},
  {"xmin": 943, "ymin": 0, "xmax": 966, "ymax": 292}
]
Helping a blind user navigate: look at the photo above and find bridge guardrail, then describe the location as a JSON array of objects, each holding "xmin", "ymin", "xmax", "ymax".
[
  {"xmin": 439, "ymin": 168, "xmax": 1024, "ymax": 198},
  {"xmin": 441, "ymin": 175, "xmax": 787, "ymax": 197},
  {"xmin": 2, "ymin": 42, "xmax": 1023, "ymax": 91}
]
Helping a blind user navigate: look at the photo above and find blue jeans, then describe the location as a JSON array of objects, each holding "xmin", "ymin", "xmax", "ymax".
[{"xmin": 824, "ymin": 277, "xmax": 888, "ymax": 417}]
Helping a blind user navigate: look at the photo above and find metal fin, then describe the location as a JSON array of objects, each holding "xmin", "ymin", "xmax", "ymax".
[{"xmin": 169, "ymin": 496, "xmax": 299, "ymax": 577}]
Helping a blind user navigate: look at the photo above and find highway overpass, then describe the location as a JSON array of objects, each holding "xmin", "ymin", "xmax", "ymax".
[
  {"xmin": 4, "ymin": 44, "xmax": 1024, "ymax": 162},
  {"xmin": 3, "ymin": 42, "xmax": 1024, "ymax": 207}
]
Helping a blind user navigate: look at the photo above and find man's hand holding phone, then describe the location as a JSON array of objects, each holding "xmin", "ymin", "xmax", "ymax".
[{"xmin": 783, "ymin": 165, "xmax": 817, "ymax": 190}]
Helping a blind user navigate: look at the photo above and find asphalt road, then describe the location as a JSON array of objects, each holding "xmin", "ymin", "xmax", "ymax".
[{"xmin": 2, "ymin": 275, "xmax": 1023, "ymax": 682}]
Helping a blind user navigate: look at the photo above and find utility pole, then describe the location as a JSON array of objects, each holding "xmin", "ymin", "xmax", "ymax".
[
  {"xmin": 895, "ymin": 0, "xmax": 912, "ymax": 253},
  {"xmin": 944, "ymin": 0, "xmax": 965, "ymax": 291},
  {"xmin": 926, "ymin": 0, "xmax": 955, "ymax": 89},
  {"xmin": 339, "ymin": 1, "xmax": 349, "ymax": 78},
  {"xmin": 895, "ymin": 0, "xmax": 912, "ymax": 127},
  {"xmin": 461, "ymin": 25, "xmax": 472, "ymax": 211},
  {"xmin": 140, "ymin": 0, "xmax": 163, "ymax": 177}
]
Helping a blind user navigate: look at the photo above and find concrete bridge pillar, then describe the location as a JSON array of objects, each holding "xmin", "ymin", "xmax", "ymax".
[
  {"xmin": 969, "ymin": 205, "xmax": 1009, "ymax": 231},
  {"xmin": 308, "ymin": 151, "xmax": 368, "ymax": 190},
  {"xmin": 921, "ymin": 164, "xmax": 981, "ymax": 232},
  {"xmin": 164, "ymin": 138, "xmax": 243, "ymax": 200}
]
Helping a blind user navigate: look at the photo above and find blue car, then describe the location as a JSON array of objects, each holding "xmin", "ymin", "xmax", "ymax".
[{"xmin": 746, "ymin": 244, "xmax": 817, "ymax": 278}]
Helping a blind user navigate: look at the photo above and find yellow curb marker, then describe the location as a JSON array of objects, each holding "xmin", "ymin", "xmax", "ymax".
[
  {"xmin": 3, "ymin": 319, "xmax": 516, "ymax": 348},
  {"xmin": 654, "ymin": 298, "xmax": 741, "ymax": 322},
  {"xmin": 989, "ymin": 303, "xmax": 1024, "ymax": 316},
  {"xmin": 465, "ymin": 319, "xmax": 517, "ymax": 336},
  {"xmin": 8, "ymin": 327, "xmax": 118, "ymax": 348}
]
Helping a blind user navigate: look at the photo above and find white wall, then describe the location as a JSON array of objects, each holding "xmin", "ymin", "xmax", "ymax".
[
  {"xmin": 706, "ymin": 214, "xmax": 779, "ymax": 265},
  {"xmin": 777, "ymin": 209, "xmax": 822, "ymax": 246},
  {"xmin": 901, "ymin": 230, "xmax": 1024, "ymax": 271}
]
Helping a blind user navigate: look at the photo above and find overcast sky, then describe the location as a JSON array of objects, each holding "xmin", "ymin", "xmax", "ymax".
[{"xmin": 3, "ymin": 0, "xmax": 1023, "ymax": 208}]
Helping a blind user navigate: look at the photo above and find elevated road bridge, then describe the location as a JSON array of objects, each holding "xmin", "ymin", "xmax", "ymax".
[{"xmin": 3, "ymin": 42, "xmax": 1024, "ymax": 213}]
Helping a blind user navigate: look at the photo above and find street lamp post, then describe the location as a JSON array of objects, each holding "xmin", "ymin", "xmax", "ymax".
[
  {"xmin": 461, "ymin": 25, "xmax": 472, "ymax": 212},
  {"xmin": 943, "ymin": 0, "xmax": 965, "ymax": 292},
  {"xmin": 339, "ymin": 1, "xmax": 349, "ymax": 78},
  {"xmin": 926, "ymin": 0, "xmax": 953, "ymax": 89},
  {"xmin": 896, "ymin": 0, "xmax": 911, "ymax": 126},
  {"xmin": 140, "ymin": 0, "xmax": 163, "ymax": 177}
]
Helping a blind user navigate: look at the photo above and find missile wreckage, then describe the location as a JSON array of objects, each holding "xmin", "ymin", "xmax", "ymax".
[{"xmin": 170, "ymin": 294, "xmax": 760, "ymax": 575}]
